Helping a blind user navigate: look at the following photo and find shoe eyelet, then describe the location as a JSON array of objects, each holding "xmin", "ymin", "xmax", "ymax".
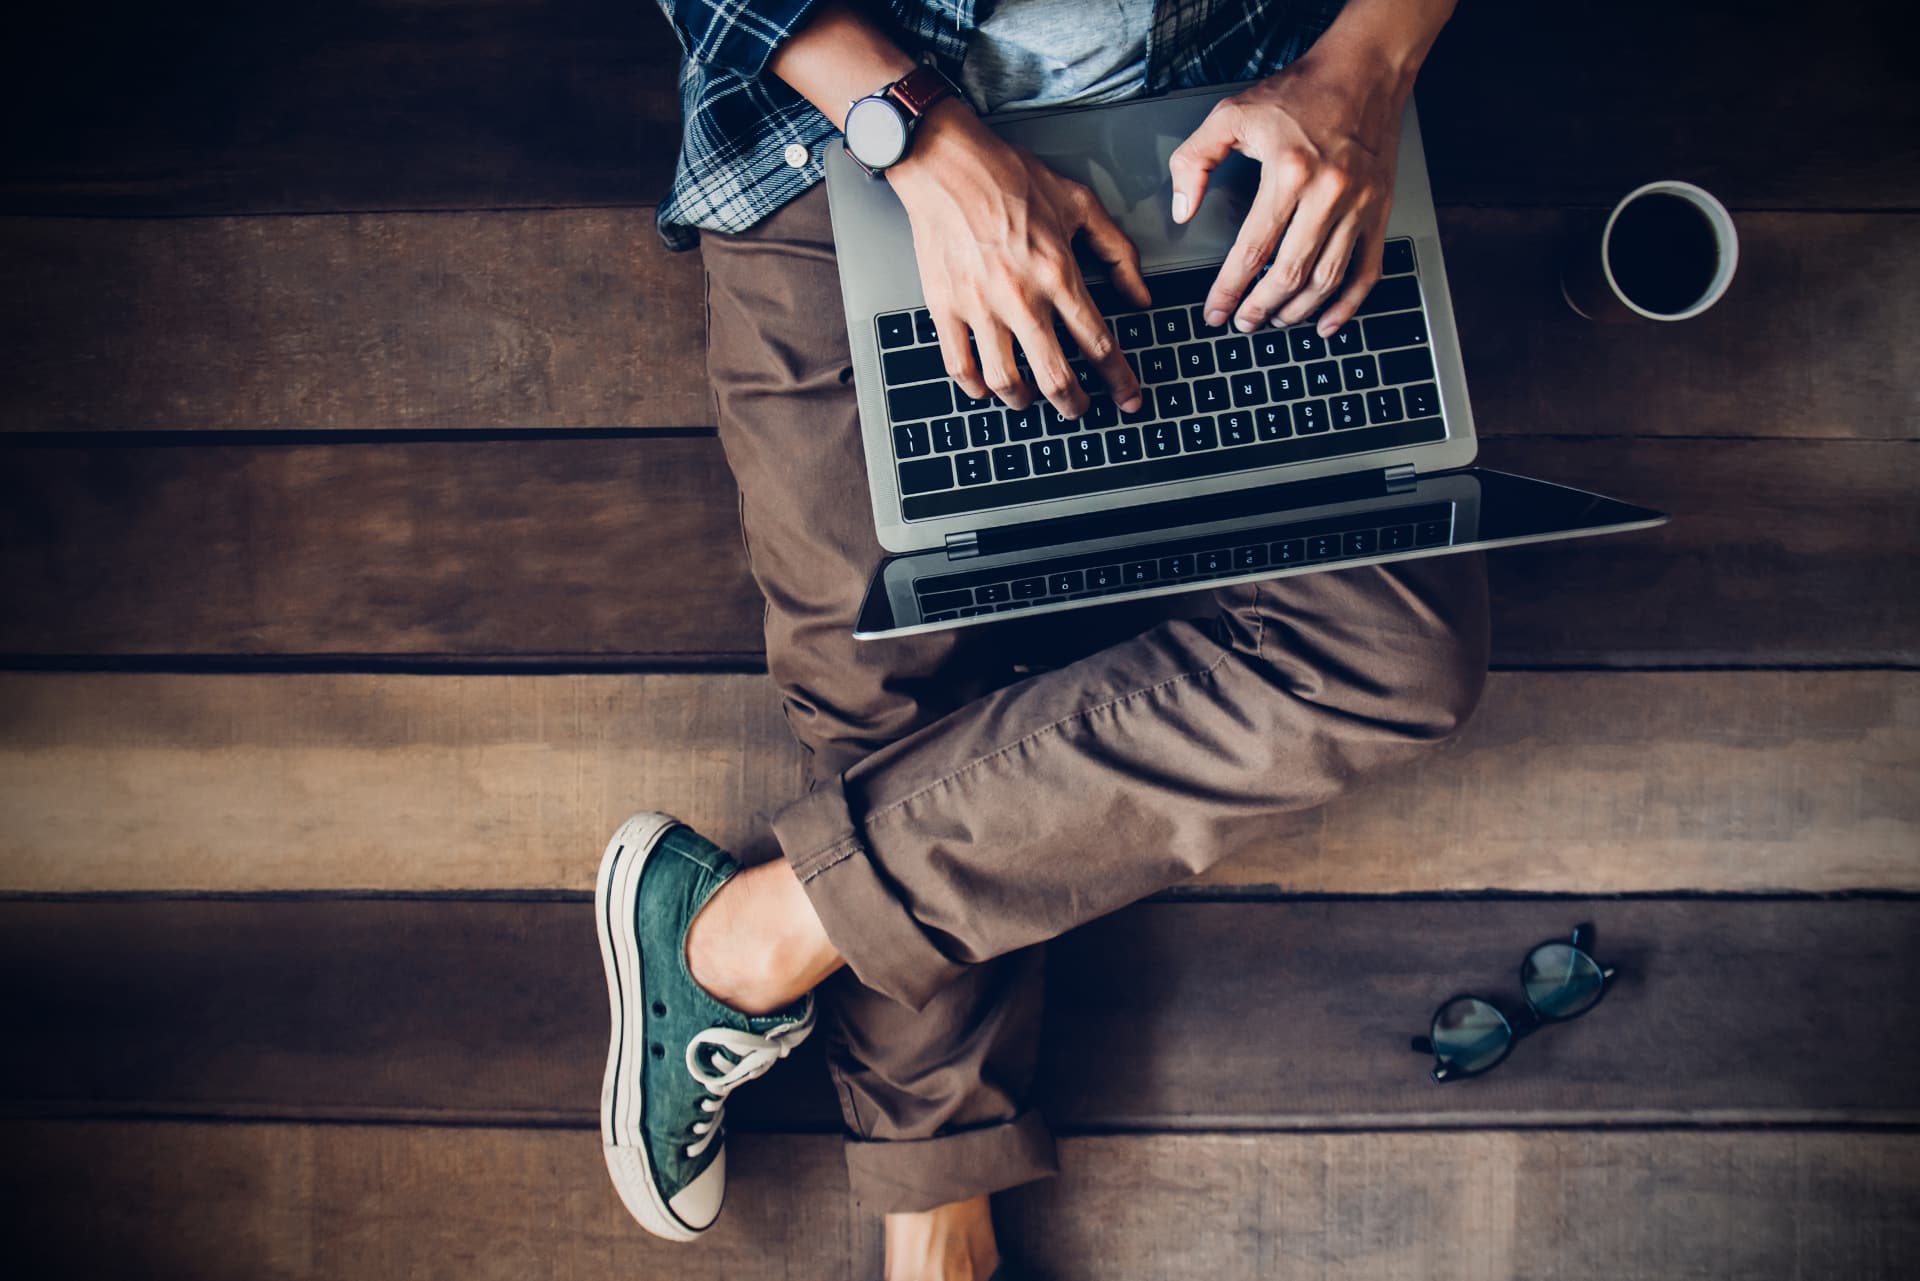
[
  {"xmin": 651, "ymin": 1000, "xmax": 667, "ymax": 1016},
  {"xmin": 650, "ymin": 1043, "xmax": 665, "ymax": 1060}
]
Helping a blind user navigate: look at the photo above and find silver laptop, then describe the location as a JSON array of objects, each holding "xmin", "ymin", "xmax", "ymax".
[{"xmin": 825, "ymin": 86, "xmax": 1665, "ymax": 638}]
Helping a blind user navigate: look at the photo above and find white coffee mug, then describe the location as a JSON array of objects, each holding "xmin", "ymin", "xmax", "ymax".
[{"xmin": 1561, "ymin": 180, "xmax": 1739, "ymax": 323}]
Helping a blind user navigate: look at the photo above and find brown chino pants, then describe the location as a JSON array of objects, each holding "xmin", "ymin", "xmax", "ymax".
[{"xmin": 701, "ymin": 185, "xmax": 1489, "ymax": 1214}]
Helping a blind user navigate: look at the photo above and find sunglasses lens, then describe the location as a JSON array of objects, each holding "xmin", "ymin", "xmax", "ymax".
[
  {"xmin": 1521, "ymin": 942, "xmax": 1606, "ymax": 1019},
  {"xmin": 1430, "ymin": 996, "xmax": 1511, "ymax": 1074}
]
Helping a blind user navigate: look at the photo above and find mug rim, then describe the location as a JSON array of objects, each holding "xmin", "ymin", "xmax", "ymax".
[{"xmin": 1599, "ymin": 180, "xmax": 1740, "ymax": 322}]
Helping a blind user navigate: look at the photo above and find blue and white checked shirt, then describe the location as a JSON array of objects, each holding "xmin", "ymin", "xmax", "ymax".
[{"xmin": 652, "ymin": 0, "xmax": 1347, "ymax": 250}]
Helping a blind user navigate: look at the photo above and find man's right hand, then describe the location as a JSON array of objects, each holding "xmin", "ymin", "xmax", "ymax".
[{"xmin": 886, "ymin": 101, "xmax": 1151, "ymax": 421}]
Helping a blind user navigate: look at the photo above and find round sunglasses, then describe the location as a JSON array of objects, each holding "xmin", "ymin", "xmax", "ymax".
[{"xmin": 1409, "ymin": 922, "xmax": 1617, "ymax": 1083}]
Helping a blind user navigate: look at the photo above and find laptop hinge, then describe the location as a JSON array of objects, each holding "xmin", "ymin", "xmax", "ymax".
[
  {"xmin": 944, "ymin": 531, "xmax": 981, "ymax": 560},
  {"xmin": 1383, "ymin": 463, "xmax": 1418, "ymax": 494}
]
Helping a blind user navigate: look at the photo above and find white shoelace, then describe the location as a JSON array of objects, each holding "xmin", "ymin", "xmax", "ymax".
[{"xmin": 682, "ymin": 1006, "xmax": 815, "ymax": 1158}]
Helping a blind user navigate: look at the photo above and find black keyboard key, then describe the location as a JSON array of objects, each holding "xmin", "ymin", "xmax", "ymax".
[
  {"xmin": 1140, "ymin": 348, "xmax": 1179, "ymax": 384},
  {"xmin": 923, "ymin": 611, "xmax": 959, "ymax": 622},
  {"xmin": 1363, "ymin": 310, "xmax": 1429, "ymax": 351},
  {"xmin": 1012, "ymin": 576, "xmax": 1048, "ymax": 599},
  {"xmin": 1155, "ymin": 383, "xmax": 1194, "ymax": 418},
  {"xmin": 1049, "ymin": 570, "xmax": 1086, "ymax": 595},
  {"xmin": 932, "ymin": 416, "xmax": 967, "ymax": 451},
  {"xmin": 1344, "ymin": 529, "xmax": 1379, "ymax": 556},
  {"xmin": 898, "ymin": 456, "xmax": 953, "ymax": 494},
  {"xmin": 1069, "ymin": 433, "xmax": 1106, "ymax": 469},
  {"xmin": 914, "ymin": 309, "xmax": 937, "ymax": 344},
  {"xmin": 1330, "ymin": 393, "xmax": 1366, "ymax": 429},
  {"xmin": 954, "ymin": 386, "xmax": 992, "ymax": 412},
  {"xmin": 1084, "ymin": 396, "xmax": 1118, "ymax": 429},
  {"xmin": 1252, "ymin": 330, "xmax": 1289, "ymax": 367},
  {"xmin": 1107, "ymin": 426, "xmax": 1143, "ymax": 462},
  {"xmin": 1325, "ymin": 322, "xmax": 1364, "ymax": 357},
  {"xmin": 1120, "ymin": 394, "xmax": 1155, "ymax": 423},
  {"xmin": 1042, "ymin": 402, "xmax": 1080, "ymax": 435},
  {"xmin": 1004, "ymin": 404, "xmax": 1044, "ymax": 440},
  {"xmin": 1220, "ymin": 411, "xmax": 1255, "ymax": 446},
  {"xmin": 992, "ymin": 444, "xmax": 1031, "ymax": 480},
  {"xmin": 1415, "ymin": 519, "xmax": 1450, "ymax": 546},
  {"xmin": 1115, "ymin": 313, "xmax": 1154, "ymax": 349},
  {"xmin": 1382, "ymin": 238, "xmax": 1416, "ymax": 276},
  {"xmin": 1268, "ymin": 367, "xmax": 1304, "ymax": 401},
  {"xmin": 1215, "ymin": 336, "xmax": 1253, "ymax": 372},
  {"xmin": 1197, "ymin": 548, "xmax": 1230, "ymax": 573},
  {"xmin": 1189, "ymin": 305, "xmax": 1229, "ymax": 338},
  {"xmin": 975, "ymin": 581, "xmax": 1012, "ymax": 603},
  {"xmin": 1356, "ymin": 275, "xmax": 1421, "ymax": 316},
  {"xmin": 1293, "ymin": 399, "xmax": 1329, "ymax": 434},
  {"xmin": 1124, "ymin": 560, "xmax": 1158, "ymax": 584},
  {"xmin": 1192, "ymin": 378, "xmax": 1230, "ymax": 413},
  {"xmin": 888, "ymin": 381, "xmax": 951, "ymax": 423},
  {"xmin": 1271, "ymin": 538, "xmax": 1305, "ymax": 564},
  {"xmin": 1377, "ymin": 345, "xmax": 1435, "ymax": 384},
  {"xmin": 1366, "ymin": 388, "xmax": 1404, "ymax": 423},
  {"xmin": 1303, "ymin": 360, "xmax": 1341, "ymax": 396},
  {"xmin": 1146, "ymin": 423, "xmax": 1181, "ymax": 457},
  {"xmin": 893, "ymin": 421, "xmax": 932, "ymax": 457},
  {"xmin": 956, "ymin": 450, "xmax": 992, "ymax": 485},
  {"xmin": 1404, "ymin": 382, "xmax": 1441, "ymax": 418},
  {"xmin": 1180, "ymin": 416, "xmax": 1218, "ymax": 451},
  {"xmin": 1234, "ymin": 544, "xmax": 1268, "ymax": 569},
  {"xmin": 1229, "ymin": 372, "xmax": 1268, "ymax": 407},
  {"xmin": 1340, "ymin": 354, "xmax": 1380, "ymax": 391},
  {"xmin": 882, "ymin": 344, "xmax": 947, "ymax": 386},
  {"xmin": 877, "ymin": 312, "xmax": 915, "ymax": 348},
  {"xmin": 1307, "ymin": 534, "xmax": 1340, "ymax": 560},
  {"xmin": 921, "ymin": 589, "xmax": 973, "ymax": 613},
  {"xmin": 1288, "ymin": 326, "xmax": 1326, "ymax": 361},
  {"xmin": 1031, "ymin": 438, "xmax": 1069, "ymax": 474},
  {"xmin": 1068, "ymin": 361, "xmax": 1099, "ymax": 394},
  {"xmin": 1256, "ymin": 405, "xmax": 1291, "ymax": 439},
  {"xmin": 958, "ymin": 604, "xmax": 996, "ymax": 617},
  {"xmin": 1381, "ymin": 524, "xmax": 1415, "ymax": 550},
  {"xmin": 967, "ymin": 411, "xmax": 1006, "ymax": 447},
  {"xmin": 1152, "ymin": 309, "xmax": 1191, "ymax": 344},
  {"xmin": 1161, "ymin": 553, "xmax": 1194, "ymax": 578},
  {"xmin": 1089, "ymin": 565, "xmax": 1124, "ymax": 589},
  {"xmin": 1177, "ymin": 343, "xmax": 1215, "ymax": 378}
]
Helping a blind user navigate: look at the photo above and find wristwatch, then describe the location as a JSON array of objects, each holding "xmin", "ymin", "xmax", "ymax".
[{"xmin": 842, "ymin": 65, "xmax": 962, "ymax": 176}]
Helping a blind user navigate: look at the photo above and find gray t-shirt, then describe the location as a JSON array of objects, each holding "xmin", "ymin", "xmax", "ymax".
[{"xmin": 959, "ymin": 0, "xmax": 1153, "ymax": 114}]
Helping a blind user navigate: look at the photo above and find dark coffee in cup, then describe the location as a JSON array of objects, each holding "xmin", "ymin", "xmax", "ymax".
[{"xmin": 1562, "ymin": 181, "xmax": 1738, "ymax": 323}]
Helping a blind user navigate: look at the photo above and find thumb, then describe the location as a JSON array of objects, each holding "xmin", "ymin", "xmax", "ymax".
[{"xmin": 1168, "ymin": 104, "xmax": 1238, "ymax": 224}]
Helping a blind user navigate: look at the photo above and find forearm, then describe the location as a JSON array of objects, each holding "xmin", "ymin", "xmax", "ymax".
[
  {"xmin": 1305, "ymin": 0, "xmax": 1457, "ymax": 89},
  {"xmin": 767, "ymin": 1, "xmax": 921, "ymax": 129}
]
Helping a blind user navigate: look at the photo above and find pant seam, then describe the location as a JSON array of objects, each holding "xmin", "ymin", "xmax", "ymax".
[{"xmin": 859, "ymin": 647, "xmax": 1234, "ymax": 831}]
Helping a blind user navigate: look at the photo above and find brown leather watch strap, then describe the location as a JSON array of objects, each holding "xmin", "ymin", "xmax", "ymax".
[{"xmin": 886, "ymin": 64, "xmax": 958, "ymax": 119}]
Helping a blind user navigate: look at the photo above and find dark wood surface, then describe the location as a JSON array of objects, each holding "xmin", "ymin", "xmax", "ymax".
[
  {"xmin": 5, "ymin": 1123, "xmax": 1917, "ymax": 1281},
  {"xmin": 5, "ymin": 670, "xmax": 1912, "ymax": 895},
  {"xmin": 4, "ymin": 210, "xmax": 1914, "ymax": 438},
  {"xmin": 4, "ymin": 436, "xmax": 1913, "ymax": 665},
  {"xmin": 8, "ymin": 898, "xmax": 1916, "ymax": 1131},
  {"xmin": 2, "ymin": 2, "xmax": 1913, "ymax": 216}
]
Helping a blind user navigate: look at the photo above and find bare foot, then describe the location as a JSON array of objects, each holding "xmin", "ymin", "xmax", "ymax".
[
  {"xmin": 685, "ymin": 857, "xmax": 845, "ymax": 1015},
  {"xmin": 885, "ymin": 1195, "xmax": 1001, "ymax": 1281}
]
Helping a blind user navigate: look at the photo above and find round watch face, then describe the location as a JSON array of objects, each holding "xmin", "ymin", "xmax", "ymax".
[{"xmin": 845, "ymin": 96, "xmax": 911, "ymax": 170}]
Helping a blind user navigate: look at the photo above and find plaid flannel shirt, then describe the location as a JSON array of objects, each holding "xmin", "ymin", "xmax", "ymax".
[{"xmin": 652, "ymin": 0, "xmax": 1348, "ymax": 250}]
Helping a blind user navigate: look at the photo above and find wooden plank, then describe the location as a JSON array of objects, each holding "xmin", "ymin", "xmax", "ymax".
[
  {"xmin": 1, "ymin": 3, "xmax": 1913, "ymax": 216},
  {"xmin": 0, "ymin": 210, "xmax": 708, "ymax": 432},
  {"xmin": 2, "ymin": 671, "xmax": 1913, "ymax": 895},
  {"xmin": 3, "ymin": 210, "xmax": 1914, "ymax": 439},
  {"xmin": 1, "ymin": 437, "xmax": 1912, "ymax": 665},
  {"xmin": 6, "ymin": 899, "xmax": 1916, "ymax": 1130},
  {"xmin": 4, "ymin": 1123, "xmax": 1917, "ymax": 1280}
]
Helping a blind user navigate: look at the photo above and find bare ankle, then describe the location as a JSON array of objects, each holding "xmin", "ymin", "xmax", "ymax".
[
  {"xmin": 685, "ymin": 859, "xmax": 843, "ymax": 1016},
  {"xmin": 885, "ymin": 1195, "xmax": 1000, "ymax": 1281}
]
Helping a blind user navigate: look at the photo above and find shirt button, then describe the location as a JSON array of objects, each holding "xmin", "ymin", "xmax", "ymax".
[{"xmin": 783, "ymin": 142, "xmax": 810, "ymax": 169}]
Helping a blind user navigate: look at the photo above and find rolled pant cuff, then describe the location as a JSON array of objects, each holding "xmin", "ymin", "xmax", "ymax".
[
  {"xmin": 844, "ymin": 1109, "xmax": 1059, "ymax": 1214},
  {"xmin": 771, "ymin": 777, "xmax": 963, "ymax": 1011}
]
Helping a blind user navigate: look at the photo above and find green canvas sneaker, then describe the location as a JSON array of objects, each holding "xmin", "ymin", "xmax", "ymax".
[{"xmin": 596, "ymin": 812, "xmax": 815, "ymax": 1240}]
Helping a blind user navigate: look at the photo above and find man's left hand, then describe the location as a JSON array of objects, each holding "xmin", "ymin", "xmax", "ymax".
[{"xmin": 1170, "ymin": 51, "xmax": 1414, "ymax": 340}]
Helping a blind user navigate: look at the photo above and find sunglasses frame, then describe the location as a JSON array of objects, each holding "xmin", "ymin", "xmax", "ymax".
[{"xmin": 1409, "ymin": 922, "xmax": 1617, "ymax": 1084}]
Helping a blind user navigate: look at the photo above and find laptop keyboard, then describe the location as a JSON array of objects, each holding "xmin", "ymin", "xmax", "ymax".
[
  {"xmin": 878, "ymin": 237, "xmax": 1445, "ymax": 521},
  {"xmin": 911, "ymin": 502, "xmax": 1456, "ymax": 622}
]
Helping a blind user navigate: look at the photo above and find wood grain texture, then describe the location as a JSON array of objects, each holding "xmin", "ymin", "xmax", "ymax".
[
  {"xmin": 1, "ymin": 2, "xmax": 1913, "ymax": 216},
  {"xmin": 6, "ymin": 899, "xmax": 1916, "ymax": 1130},
  {"xmin": 4, "ymin": 1124, "xmax": 1917, "ymax": 1280},
  {"xmin": 2, "ymin": 437, "xmax": 1913, "ymax": 664},
  {"xmin": 2, "ymin": 671, "xmax": 1913, "ymax": 895},
  {"xmin": 3, "ymin": 210, "xmax": 1913, "ymax": 438}
]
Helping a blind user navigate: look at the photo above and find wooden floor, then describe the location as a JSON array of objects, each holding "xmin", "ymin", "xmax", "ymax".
[{"xmin": 1, "ymin": 2, "xmax": 1916, "ymax": 1278}]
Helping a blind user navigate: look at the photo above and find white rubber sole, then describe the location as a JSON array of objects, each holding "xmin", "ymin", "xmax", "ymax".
[{"xmin": 595, "ymin": 811, "xmax": 707, "ymax": 1242}]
